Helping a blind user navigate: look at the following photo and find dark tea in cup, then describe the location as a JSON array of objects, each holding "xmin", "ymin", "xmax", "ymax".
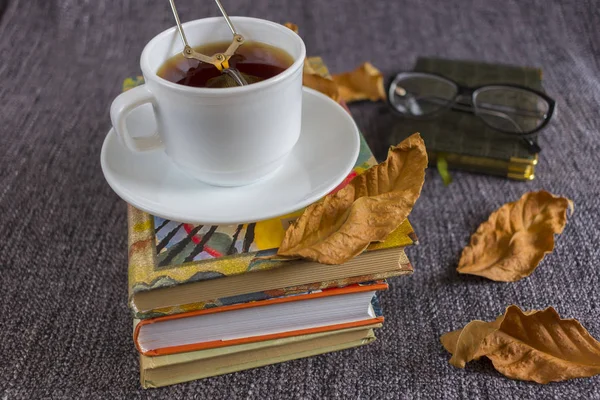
[{"xmin": 157, "ymin": 41, "xmax": 294, "ymax": 88}]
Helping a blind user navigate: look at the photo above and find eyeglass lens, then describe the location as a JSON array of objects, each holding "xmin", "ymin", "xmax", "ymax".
[
  {"xmin": 473, "ymin": 87, "xmax": 549, "ymax": 134},
  {"xmin": 389, "ymin": 74, "xmax": 458, "ymax": 117}
]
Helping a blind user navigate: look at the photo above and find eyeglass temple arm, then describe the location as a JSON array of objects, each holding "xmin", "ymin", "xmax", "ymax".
[
  {"xmin": 449, "ymin": 101, "xmax": 541, "ymax": 154},
  {"xmin": 416, "ymin": 95, "xmax": 546, "ymax": 119},
  {"xmin": 411, "ymin": 96, "xmax": 541, "ymax": 154}
]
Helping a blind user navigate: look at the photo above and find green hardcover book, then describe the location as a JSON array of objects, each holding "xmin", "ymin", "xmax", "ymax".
[
  {"xmin": 389, "ymin": 57, "xmax": 544, "ymax": 180},
  {"xmin": 140, "ymin": 326, "xmax": 378, "ymax": 388}
]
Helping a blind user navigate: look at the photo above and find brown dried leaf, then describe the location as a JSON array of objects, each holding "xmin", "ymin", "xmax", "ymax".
[
  {"xmin": 441, "ymin": 319, "xmax": 503, "ymax": 368},
  {"xmin": 283, "ymin": 22, "xmax": 298, "ymax": 33},
  {"xmin": 332, "ymin": 62, "xmax": 386, "ymax": 102},
  {"xmin": 441, "ymin": 306, "xmax": 600, "ymax": 383},
  {"xmin": 283, "ymin": 22, "xmax": 340, "ymax": 101},
  {"xmin": 303, "ymin": 71, "xmax": 340, "ymax": 102},
  {"xmin": 277, "ymin": 133, "xmax": 427, "ymax": 264},
  {"xmin": 457, "ymin": 190, "xmax": 573, "ymax": 282},
  {"xmin": 283, "ymin": 22, "xmax": 370, "ymax": 102},
  {"xmin": 302, "ymin": 58, "xmax": 317, "ymax": 75}
]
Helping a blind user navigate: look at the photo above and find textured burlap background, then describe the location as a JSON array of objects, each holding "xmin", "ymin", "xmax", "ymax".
[{"xmin": 1, "ymin": 0, "xmax": 599, "ymax": 398}]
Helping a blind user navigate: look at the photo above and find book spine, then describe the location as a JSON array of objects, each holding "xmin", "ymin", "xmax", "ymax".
[
  {"xmin": 429, "ymin": 151, "xmax": 536, "ymax": 181},
  {"xmin": 127, "ymin": 205, "xmax": 158, "ymax": 313}
]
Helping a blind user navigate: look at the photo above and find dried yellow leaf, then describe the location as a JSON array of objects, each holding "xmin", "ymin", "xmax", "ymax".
[
  {"xmin": 441, "ymin": 320, "xmax": 501, "ymax": 368},
  {"xmin": 283, "ymin": 23, "xmax": 383, "ymax": 103},
  {"xmin": 457, "ymin": 190, "xmax": 573, "ymax": 282},
  {"xmin": 441, "ymin": 306, "xmax": 600, "ymax": 384},
  {"xmin": 303, "ymin": 70, "xmax": 340, "ymax": 102},
  {"xmin": 277, "ymin": 133, "xmax": 427, "ymax": 264},
  {"xmin": 302, "ymin": 58, "xmax": 317, "ymax": 75},
  {"xmin": 283, "ymin": 22, "xmax": 298, "ymax": 34},
  {"xmin": 283, "ymin": 23, "xmax": 340, "ymax": 101},
  {"xmin": 332, "ymin": 62, "xmax": 386, "ymax": 103}
]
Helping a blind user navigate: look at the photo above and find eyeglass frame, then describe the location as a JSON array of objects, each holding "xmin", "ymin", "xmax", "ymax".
[{"xmin": 386, "ymin": 71, "xmax": 556, "ymax": 138}]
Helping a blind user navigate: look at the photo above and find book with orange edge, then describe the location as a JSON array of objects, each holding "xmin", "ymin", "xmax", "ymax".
[{"xmin": 134, "ymin": 281, "xmax": 387, "ymax": 357}]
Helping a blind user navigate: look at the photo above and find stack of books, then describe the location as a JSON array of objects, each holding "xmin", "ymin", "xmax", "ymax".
[{"xmin": 124, "ymin": 58, "xmax": 418, "ymax": 388}]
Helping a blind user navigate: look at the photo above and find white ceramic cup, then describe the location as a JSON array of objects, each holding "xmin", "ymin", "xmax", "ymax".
[{"xmin": 110, "ymin": 17, "xmax": 306, "ymax": 186}]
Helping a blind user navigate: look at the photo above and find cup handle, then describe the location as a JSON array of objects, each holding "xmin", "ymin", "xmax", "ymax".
[{"xmin": 110, "ymin": 85, "xmax": 164, "ymax": 152}]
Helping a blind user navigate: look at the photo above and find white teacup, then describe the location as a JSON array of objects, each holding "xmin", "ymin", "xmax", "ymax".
[{"xmin": 110, "ymin": 17, "xmax": 306, "ymax": 186}]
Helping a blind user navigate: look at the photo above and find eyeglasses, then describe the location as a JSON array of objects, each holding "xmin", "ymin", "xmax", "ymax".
[{"xmin": 387, "ymin": 72, "xmax": 555, "ymax": 153}]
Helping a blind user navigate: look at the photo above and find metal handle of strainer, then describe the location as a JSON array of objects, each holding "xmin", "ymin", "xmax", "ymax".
[{"xmin": 168, "ymin": 0, "xmax": 248, "ymax": 86}]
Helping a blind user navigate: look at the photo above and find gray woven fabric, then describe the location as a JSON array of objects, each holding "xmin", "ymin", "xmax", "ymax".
[{"xmin": 1, "ymin": 0, "xmax": 599, "ymax": 398}]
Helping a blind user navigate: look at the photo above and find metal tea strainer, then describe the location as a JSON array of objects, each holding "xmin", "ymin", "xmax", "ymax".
[{"xmin": 168, "ymin": 0, "xmax": 249, "ymax": 86}]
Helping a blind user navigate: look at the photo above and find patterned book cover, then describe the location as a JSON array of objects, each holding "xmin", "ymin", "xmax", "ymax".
[
  {"xmin": 126, "ymin": 57, "xmax": 417, "ymax": 318},
  {"xmin": 388, "ymin": 58, "xmax": 543, "ymax": 180}
]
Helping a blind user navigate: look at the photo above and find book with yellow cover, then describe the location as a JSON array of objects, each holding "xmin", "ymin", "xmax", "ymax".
[
  {"xmin": 129, "ymin": 212, "xmax": 413, "ymax": 319},
  {"xmin": 140, "ymin": 326, "xmax": 378, "ymax": 388},
  {"xmin": 126, "ymin": 57, "xmax": 418, "ymax": 319}
]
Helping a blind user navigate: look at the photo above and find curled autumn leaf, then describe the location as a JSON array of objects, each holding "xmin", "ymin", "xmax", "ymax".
[
  {"xmin": 441, "ymin": 305, "xmax": 600, "ymax": 384},
  {"xmin": 332, "ymin": 62, "xmax": 386, "ymax": 102},
  {"xmin": 283, "ymin": 22, "xmax": 298, "ymax": 33},
  {"xmin": 303, "ymin": 61, "xmax": 340, "ymax": 102},
  {"xmin": 284, "ymin": 22, "xmax": 384, "ymax": 103},
  {"xmin": 284, "ymin": 22, "xmax": 340, "ymax": 101},
  {"xmin": 277, "ymin": 133, "xmax": 427, "ymax": 264},
  {"xmin": 457, "ymin": 190, "xmax": 573, "ymax": 282}
]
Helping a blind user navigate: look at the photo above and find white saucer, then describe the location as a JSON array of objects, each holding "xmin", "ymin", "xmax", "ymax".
[{"xmin": 101, "ymin": 87, "xmax": 360, "ymax": 225}]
